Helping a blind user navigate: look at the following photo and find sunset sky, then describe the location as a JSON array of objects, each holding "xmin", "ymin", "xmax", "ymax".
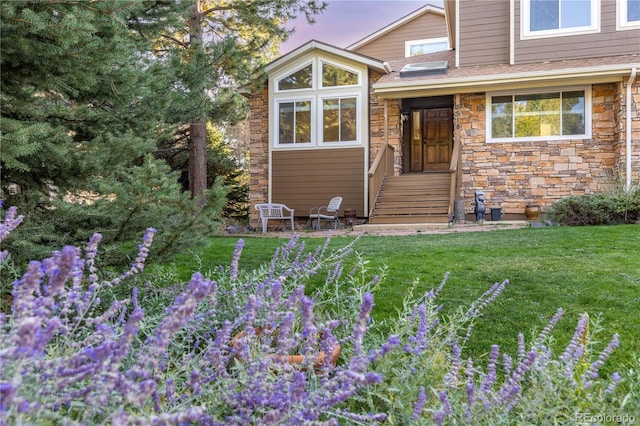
[{"xmin": 280, "ymin": 0, "xmax": 442, "ymax": 54}]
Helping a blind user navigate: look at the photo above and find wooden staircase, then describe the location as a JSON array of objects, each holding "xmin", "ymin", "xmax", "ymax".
[{"xmin": 369, "ymin": 172, "xmax": 452, "ymax": 224}]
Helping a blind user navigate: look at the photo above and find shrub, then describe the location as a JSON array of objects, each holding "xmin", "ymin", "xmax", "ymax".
[
  {"xmin": 1, "ymin": 205, "xmax": 637, "ymax": 424},
  {"xmin": 549, "ymin": 185, "xmax": 640, "ymax": 226}
]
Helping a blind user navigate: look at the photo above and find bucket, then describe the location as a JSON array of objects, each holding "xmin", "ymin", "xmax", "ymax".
[{"xmin": 490, "ymin": 208, "xmax": 502, "ymax": 221}]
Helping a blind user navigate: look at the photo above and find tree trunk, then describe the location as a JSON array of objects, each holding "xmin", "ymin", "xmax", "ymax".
[
  {"xmin": 189, "ymin": 119, "xmax": 207, "ymax": 202},
  {"xmin": 188, "ymin": 1, "xmax": 207, "ymax": 204}
]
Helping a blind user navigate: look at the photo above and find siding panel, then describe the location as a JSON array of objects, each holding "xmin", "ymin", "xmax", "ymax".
[
  {"xmin": 353, "ymin": 13, "xmax": 448, "ymax": 61},
  {"xmin": 459, "ymin": 0, "xmax": 510, "ymax": 66},
  {"xmin": 272, "ymin": 148, "xmax": 365, "ymax": 218}
]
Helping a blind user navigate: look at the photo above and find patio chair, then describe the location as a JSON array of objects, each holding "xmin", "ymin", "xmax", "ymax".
[{"xmin": 308, "ymin": 196, "xmax": 343, "ymax": 230}]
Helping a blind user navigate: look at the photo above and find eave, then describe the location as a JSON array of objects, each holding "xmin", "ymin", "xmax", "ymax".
[{"xmin": 373, "ymin": 63, "xmax": 640, "ymax": 98}]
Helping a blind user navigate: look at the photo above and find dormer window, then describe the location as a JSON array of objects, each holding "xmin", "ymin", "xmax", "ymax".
[{"xmin": 521, "ymin": 0, "xmax": 600, "ymax": 39}]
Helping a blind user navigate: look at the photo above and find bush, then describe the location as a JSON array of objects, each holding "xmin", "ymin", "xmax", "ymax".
[
  {"xmin": 1, "ymin": 205, "xmax": 637, "ymax": 424},
  {"xmin": 548, "ymin": 186, "xmax": 640, "ymax": 226}
]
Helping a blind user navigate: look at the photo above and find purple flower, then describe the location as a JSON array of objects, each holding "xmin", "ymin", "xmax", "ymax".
[
  {"xmin": 230, "ymin": 239, "xmax": 244, "ymax": 280},
  {"xmin": 412, "ymin": 386, "xmax": 427, "ymax": 420}
]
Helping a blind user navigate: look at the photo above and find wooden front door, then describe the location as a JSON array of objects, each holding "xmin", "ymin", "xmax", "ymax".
[{"xmin": 409, "ymin": 107, "xmax": 453, "ymax": 172}]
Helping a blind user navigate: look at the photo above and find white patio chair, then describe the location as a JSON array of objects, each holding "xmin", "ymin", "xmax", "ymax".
[{"xmin": 308, "ymin": 196, "xmax": 343, "ymax": 230}]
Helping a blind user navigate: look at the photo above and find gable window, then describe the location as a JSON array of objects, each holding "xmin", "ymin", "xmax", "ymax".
[
  {"xmin": 277, "ymin": 63, "xmax": 313, "ymax": 91},
  {"xmin": 618, "ymin": 0, "xmax": 640, "ymax": 29},
  {"xmin": 321, "ymin": 96, "xmax": 358, "ymax": 143},
  {"xmin": 521, "ymin": 0, "xmax": 600, "ymax": 38},
  {"xmin": 272, "ymin": 56, "xmax": 365, "ymax": 149},
  {"xmin": 321, "ymin": 62, "xmax": 359, "ymax": 87},
  {"xmin": 487, "ymin": 88, "xmax": 590, "ymax": 142},
  {"xmin": 405, "ymin": 37, "xmax": 449, "ymax": 57}
]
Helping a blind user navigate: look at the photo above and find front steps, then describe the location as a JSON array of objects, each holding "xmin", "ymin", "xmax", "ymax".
[{"xmin": 369, "ymin": 172, "xmax": 451, "ymax": 224}]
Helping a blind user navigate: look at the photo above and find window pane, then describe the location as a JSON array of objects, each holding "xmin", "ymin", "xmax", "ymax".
[
  {"xmin": 323, "ymin": 97, "xmax": 358, "ymax": 142},
  {"xmin": 562, "ymin": 91, "xmax": 585, "ymax": 135},
  {"xmin": 279, "ymin": 101, "xmax": 310, "ymax": 144},
  {"xmin": 278, "ymin": 64, "xmax": 312, "ymax": 90},
  {"xmin": 409, "ymin": 41, "xmax": 449, "ymax": 56},
  {"xmin": 322, "ymin": 63, "xmax": 358, "ymax": 87},
  {"xmin": 491, "ymin": 96, "xmax": 513, "ymax": 138},
  {"xmin": 560, "ymin": 0, "xmax": 591, "ymax": 28},
  {"xmin": 530, "ymin": 0, "xmax": 559, "ymax": 31},
  {"xmin": 279, "ymin": 102, "xmax": 294, "ymax": 144},
  {"xmin": 323, "ymin": 99, "xmax": 340, "ymax": 142},
  {"xmin": 340, "ymin": 98, "xmax": 357, "ymax": 141},
  {"xmin": 629, "ymin": 0, "xmax": 640, "ymax": 22},
  {"xmin": 295, "ymin": 101, "xmax": 311, "ymax": 143},
  {"xmin": 514, "ymin": 93, "xmax": 560, "ymax": 137}
]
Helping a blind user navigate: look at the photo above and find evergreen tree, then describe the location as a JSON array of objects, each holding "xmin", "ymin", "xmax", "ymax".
[
  {"xmin": 158, "ymin": 0, "xmax": 326, "ymax": 201},
  {"xmin": 0, "ymin": 1, "xmax": 225, "ymax": 266}
]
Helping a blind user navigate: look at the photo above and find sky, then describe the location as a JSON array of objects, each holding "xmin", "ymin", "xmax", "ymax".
[{"xmin": 280, "ymin": 0, "xmax": 444, "ymax": 54}]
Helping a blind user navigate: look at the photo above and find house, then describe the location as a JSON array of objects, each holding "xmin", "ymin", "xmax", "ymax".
[{"xmin": 247, "ymin": 1, "xmax": 639, "ymax": 227}]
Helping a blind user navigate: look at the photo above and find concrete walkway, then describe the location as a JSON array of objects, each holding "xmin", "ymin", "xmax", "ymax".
[{"xmin": 237, "ymin": 220, "xmax": 532, "ymax": 237}]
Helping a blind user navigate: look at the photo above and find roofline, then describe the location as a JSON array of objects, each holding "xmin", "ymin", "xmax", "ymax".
[
  {"xmin": 265, "ymin": 40, "xmax": 390, "ymax": 74},
  {"xmin": 346, "ymin": 4, "xmax": 445, "ymax": 51},
  {"xmin": 373, "ymin": 63, "xmax": 640, "ymax": 97}
]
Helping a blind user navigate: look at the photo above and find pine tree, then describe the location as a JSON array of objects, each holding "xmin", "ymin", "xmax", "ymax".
[
  {"xmin": 159, "ymin": 0, "xmax": 326, "ymax": 201},
  {"xmin": 0, "ymin": 1, "xmax": 224, "ymax": 266}
]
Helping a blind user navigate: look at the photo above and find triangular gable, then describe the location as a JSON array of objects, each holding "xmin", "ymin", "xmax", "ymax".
[
  {"xmin": 265, "ymin": 40, "xmax": 390, "ymax": 75},
  {"xmin": 346, "ymin": 4, "xmax": 446, "ymax": 51}
]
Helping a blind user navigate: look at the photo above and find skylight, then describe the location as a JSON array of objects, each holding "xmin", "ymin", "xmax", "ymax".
[{"xmin": 399, "ymin": 61, "xmax": 448, "ymax": 77}]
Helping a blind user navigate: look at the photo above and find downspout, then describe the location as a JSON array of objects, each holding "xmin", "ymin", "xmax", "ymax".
[
  {"xmin": 626, "ymin": 67, "xmax": 636, "ymax": 192},
  {"xmin": 509, "ymin": 0, "xmax": 514, "ymax": 65}
]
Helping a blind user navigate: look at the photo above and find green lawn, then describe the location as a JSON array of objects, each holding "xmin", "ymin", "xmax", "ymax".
[{"xmin": 156, "ymin": 225, "xmax": 640, "ymax": 368}]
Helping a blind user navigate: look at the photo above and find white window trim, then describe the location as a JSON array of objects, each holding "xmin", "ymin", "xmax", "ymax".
[
  {"xmin": 273, "ymin": 60, "xmax": 314, "ymax": 93},
  {"xmin": 485, "ymin": 86, "xmax": 592, "ymax": 143},
  {"xmin": 317, "ymin": 93, "xmax": 361, "ymax": 146},
  {"xmin": 318, "ymin": 59, "xmax": 362, "ymax": 90},
  {"xmin": 520, "ymin": 0, "xmax": 601, "ymax": 40},
  {"xmin": 404, "ymin": 37, "xmax": 450, "ymax": 58},
  {"xmin": 274, "ymin": 96, "xmax": 315, "ymax": 148},
  {"xmin": 617, "ymin": 0, "xmax": 640, "ymax": 30}
]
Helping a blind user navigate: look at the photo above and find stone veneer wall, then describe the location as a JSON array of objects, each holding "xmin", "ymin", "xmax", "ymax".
[
  {"xmin": 614, "ymin": 77, "xmax": 640, "ymax": 184},
  {"xmin": 369, "ymin": 71, "xmax": 403, "ymax": 175},
  {"xmin": 458, "ymin": 81, "xmax": 640, "ymax": 217},
  {"xmin": 248, "ymin": 87, "xmax": 269, "ymax": 227}
]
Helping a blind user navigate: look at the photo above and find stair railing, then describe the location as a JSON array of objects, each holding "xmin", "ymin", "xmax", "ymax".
[
  {"xmin": 368, "ymin": 143, "xmax": 395, "ymax": 217},
  {"xmin": 448, "ymin": 137, "xmax": 461, "ymax": 218}
]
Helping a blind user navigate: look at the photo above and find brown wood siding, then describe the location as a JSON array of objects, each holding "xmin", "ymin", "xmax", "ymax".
[
  {"xmin": 272, "ymin": 148, "xmax": 365, "ymax": 218},
  {"xmin": 459, "ymin": 0, "xmax": 510, "ymax": 66},
  {"xmin": 353, "ymin": 13, "xmax": 448, "ymax": 61},
  {"xmin": 514, "ymin": 1, "xmax": 640, "ymax": 63}
]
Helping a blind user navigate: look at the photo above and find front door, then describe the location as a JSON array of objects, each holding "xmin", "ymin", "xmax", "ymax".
[{"xmin": 409, "ymin": 107, "xmax": 452, "ymax": 172}]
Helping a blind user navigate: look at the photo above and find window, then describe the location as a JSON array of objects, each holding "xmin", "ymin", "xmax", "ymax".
[
  {"xmin": 487, "ymin": 88, "xmax": 590, "ymax": 142},
  {"xmin": 321, "ymin": 97, "xmax": 358, "ymax": 143},
  {"xmin": 278, "ymin": 100, "xmax": 312, "ymax": 144},
  {"xmin": 618, "ymin": 0, "xmax": 640, "ymax": 29},
  {"xmin": 321, "ymin": 62, "xmax": 359, "ymax": 87},
  {"xmin": 273, "ymin": 56, "xmax": 365, "ymax": 148},
  {"xmin": 405, "ymin": 37, "xmax": 449, "ymax": 57},
  {"xmin": 521, "ymin": 0, "xmax": 600, "ymax": 38},
  {"xmin": 277, "ymin": 64, "xmax": 313, "ymax": 91}
]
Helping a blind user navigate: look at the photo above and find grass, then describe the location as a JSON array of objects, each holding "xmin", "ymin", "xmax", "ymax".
[{"xmin": 150, "ymin": 224, "xmax": 640, "ymax": 369}]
